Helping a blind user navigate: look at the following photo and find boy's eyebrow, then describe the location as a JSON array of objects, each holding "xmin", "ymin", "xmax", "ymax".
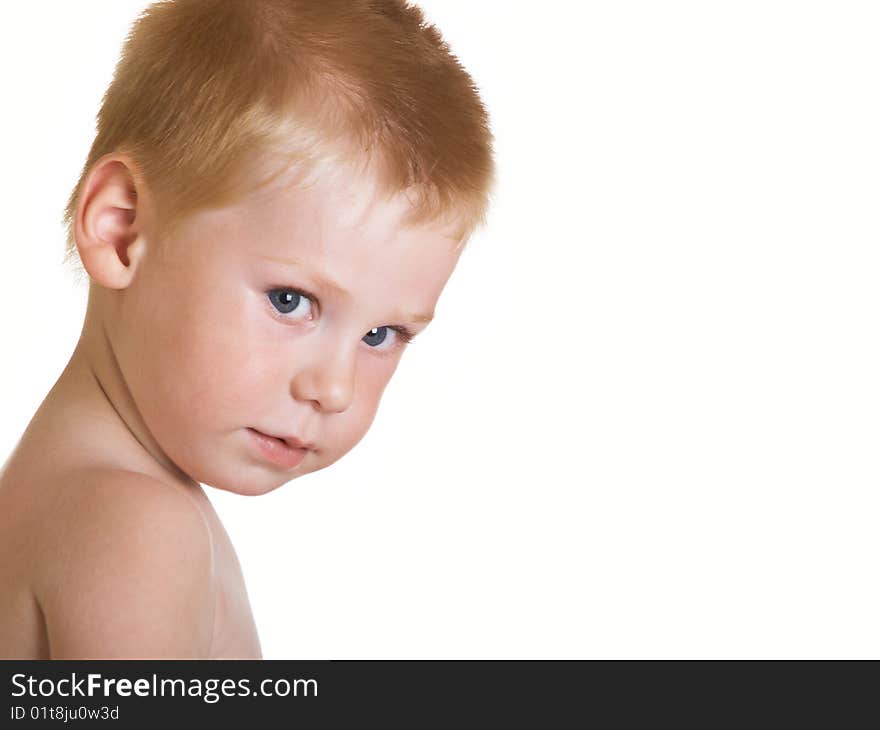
[
  {"xmin": 255, "ymin": 253, "xmax": 435, "ymax": 324},
  {"xmin": 256, "ymin": 253, "xmax": 350, "ymax": 297}
]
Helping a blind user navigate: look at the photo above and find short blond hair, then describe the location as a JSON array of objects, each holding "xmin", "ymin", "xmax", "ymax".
[{"xmin": 62, "ymin": 0, "xmax": 496, "ymax": 272}]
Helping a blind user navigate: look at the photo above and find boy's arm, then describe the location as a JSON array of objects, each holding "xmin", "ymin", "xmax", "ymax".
[{"xmin": 36, "ymin": 471, "xmax": 215, "ymax": 659}]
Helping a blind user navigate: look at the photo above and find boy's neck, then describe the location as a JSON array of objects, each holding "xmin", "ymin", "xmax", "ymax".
[{"xmin": 33, "ymin": 290, "xmax": 200, "ymax": 494}]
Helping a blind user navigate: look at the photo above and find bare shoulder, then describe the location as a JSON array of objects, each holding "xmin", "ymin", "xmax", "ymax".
[{"xmin": 34, "ymin": 468, "xmax": 216, "ymax": 659}]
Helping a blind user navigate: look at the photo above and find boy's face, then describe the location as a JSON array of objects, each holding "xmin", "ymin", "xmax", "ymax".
[{"xmin": 110, "ymin": 158, "xmax": 464, "ymax": 495}]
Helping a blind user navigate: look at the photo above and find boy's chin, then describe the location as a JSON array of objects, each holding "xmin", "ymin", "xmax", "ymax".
[{"xmin": 200, "ymin": 469, "xmax": 308, "ymax": 497}]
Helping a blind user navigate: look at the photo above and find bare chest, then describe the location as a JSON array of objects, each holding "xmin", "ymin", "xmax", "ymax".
[{"xmin": 0, "ymin": 462, "xmax": 261, "ymax": 659}]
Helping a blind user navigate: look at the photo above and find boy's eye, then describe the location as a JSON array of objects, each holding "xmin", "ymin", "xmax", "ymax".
[
  {"xmin": 362, "ymin": 326, "xmax": 414, "ymax": 353},
  {"xmin": 267, "ymin": 288, "xmax": 313, "ymax": 320},
  {"xmin": 363, "ymin": 326, "xmax": 394, "ymax": 350},
  {"xmin": 268, "ymin": 287, "xmax": 413, "ymax": 353}
]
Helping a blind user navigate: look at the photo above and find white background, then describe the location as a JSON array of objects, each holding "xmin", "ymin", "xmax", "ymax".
[{"xmin": 1, "ymin": 1, "xmax": 878, "ymax": 658}]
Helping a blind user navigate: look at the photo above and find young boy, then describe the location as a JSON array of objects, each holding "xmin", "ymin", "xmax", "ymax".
[{"xmin": 0, "ymin": 0, "xmax": 494, "ymax": 658}]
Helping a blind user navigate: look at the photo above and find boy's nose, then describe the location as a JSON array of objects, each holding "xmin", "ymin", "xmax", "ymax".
[{"xmin": 290, "ymin": 344, "xmax": 356, "ymax": 414}]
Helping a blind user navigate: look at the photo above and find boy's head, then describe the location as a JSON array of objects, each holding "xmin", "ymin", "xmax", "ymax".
[{"xmin": 62, "ymin": 0, "xmax": 494, "ymax": 495}]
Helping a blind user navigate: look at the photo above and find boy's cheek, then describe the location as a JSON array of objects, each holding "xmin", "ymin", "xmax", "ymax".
[
  {"xmin": 120, "ymin": 315, "xmax": 259, "ymax": 435},
  {"xmin": 171, "ymin": 347, "xmax": 271, "ymax": 427}
]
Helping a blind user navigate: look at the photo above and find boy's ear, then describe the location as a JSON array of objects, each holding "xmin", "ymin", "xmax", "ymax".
[{"xmin": 75, "ymin": 154, "xmax": 149, "ymax": 290}]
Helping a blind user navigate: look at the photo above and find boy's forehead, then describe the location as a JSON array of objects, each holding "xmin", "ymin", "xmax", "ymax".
[{"xmin": 233, "ymin": 154, "xmax": 463, "ymax": 256}]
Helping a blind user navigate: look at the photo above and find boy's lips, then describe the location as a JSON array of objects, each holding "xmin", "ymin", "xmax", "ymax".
[
  {"xmin": 248, "ymin": 427, "xmax": 315, "ymax": 451},
  {"xmin": 246, "ymin": 428, "xmax": 313, "ymax": 470}
]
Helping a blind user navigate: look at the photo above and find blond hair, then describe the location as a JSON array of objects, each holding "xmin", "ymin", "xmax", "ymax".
[{"xmin": 62, "ymin": 0, "xmax": 496, "ymax": 274}]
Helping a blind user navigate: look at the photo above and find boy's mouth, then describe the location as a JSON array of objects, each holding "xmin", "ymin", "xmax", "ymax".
[
  {"xmin": 247, "ymin": 427, "xmax": 313, "ymax": 451},
  {"xmin": 246, "ymin": 428, "xmax": 312, "ymax": 470}
]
